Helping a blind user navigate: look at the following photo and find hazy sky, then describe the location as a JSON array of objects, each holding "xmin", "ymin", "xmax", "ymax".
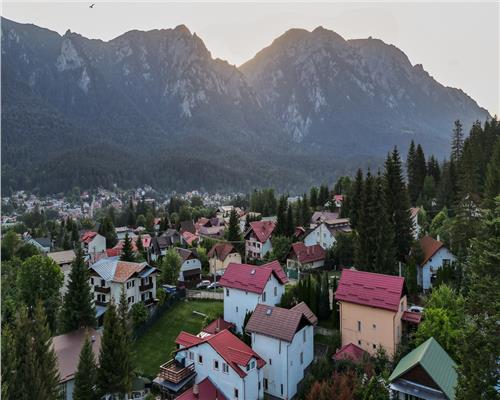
[{"xmin": 3, "ymin": 1, "xmax": 499, "ymax": 115}]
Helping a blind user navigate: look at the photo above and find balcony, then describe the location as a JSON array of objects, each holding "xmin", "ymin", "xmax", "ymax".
[
  {"xmin": 140, "ymin": 282, "xmax": 153, "ymax": 291},
  {"xmin": 158, "ymin": 359, "xmax": 195, "ymax": 384},
  {"xmin": 94, "ymin": 285, "xmax": 111, "ymax": 294},
  {"xmin": 95, "ymin": 300, "xmax": 108, "ymax": 307},
  {"xmin": 144, "ymin": 297, "xmax": 156, "ymax": 306}
]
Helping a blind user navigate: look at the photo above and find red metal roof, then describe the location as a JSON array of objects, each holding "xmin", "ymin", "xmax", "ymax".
[
  {"xmin": 290, "ymin": 242, "xmax": 326, "ymax": 264},
  {"xmin": 175, "ymin": 329, "xmax": 265, "ymax": 378},
  {"xmin": 332, "ymin": 343, "xmax": 368, "ymax": 364},
  {"xmin": 202, "ymin": 318, "xmax": 235, "ymax": 335},
  {"xmin": 175, "ymin": 377, "xmax": 227, "ymax": 400},
  {"xmin": 402, "ymin": 311, "xmax": 422, "ymax": 324},
  {"xmin": 418, "ymin": 235, "xmax": 444, "ymax": 266},
  {"xmin": 335, "ymin": 269, "xmax": 406, "ymax": 312},
  {"xmin": 248, "ymin": 221, "xmax": 276, "ymax": 243},
  {"xmin": 219, "ymin": 260, "xmax": 288, "ymax": 294},
  {"xmin": 80, "ymin": 231, "xmax": 98, "ymax": 244}
]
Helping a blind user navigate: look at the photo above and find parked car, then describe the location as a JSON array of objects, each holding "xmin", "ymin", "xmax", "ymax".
[
  {"xmin": 207, "ymin": 282, "xmax": 221, "ymax": 290},
  {"xmin": 196, "ymin": 280, "xmax": 211, "ymax": 289},
  {"xmin": 408, "ymin": 305, "xmax": 424, "ymax": 313}
]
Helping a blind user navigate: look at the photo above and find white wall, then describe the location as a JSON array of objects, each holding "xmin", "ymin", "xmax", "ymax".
[
  {"xmin": 179, "ymin": 258, "xmax": 201, "ymax": 281},
  {"xmin": 420, "ymin": 247, "xmax": 456, "ymax": 290},
  {"xmin": 88, "ymin": 235, "xmax": 106, "ymax": 254},
  {"xmin": 304, "ymin": 224, "xmax": 335, "ymax": 249},
  {"xmin": 251, "ymin": 325, "xmax": 314, "ymax": 399},
  {"xmin": 223, "ymin": 275, "xmax": 285, "ymax": 333},
  {"xmin": 179, "ymin": 343, "xmax": 263, "ymax": 399}
]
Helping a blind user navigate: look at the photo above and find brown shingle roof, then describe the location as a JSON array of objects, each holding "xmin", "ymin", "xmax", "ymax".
[
  {"xmin": 48, "ymin": 250, "xmax": 76, "ymax": 265},
  {"xmin": 245, "ymin": 303, "xmax": 317, "ymax": 342},
  {"xmin": 418, "ymin": 235, "xmax": 444, "ymax": 266},
  {"xmin": 207, "ymin": 243, "xmax": 236, "ymax": 261},
  {"xmin": 52, "ymin": 328, "xmax": 101, "ymax": 383}
]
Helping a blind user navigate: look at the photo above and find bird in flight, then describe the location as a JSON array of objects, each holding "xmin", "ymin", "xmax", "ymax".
[{"xmin": 89, "ymin": 3, "xmax": 95, "ymax": 8}]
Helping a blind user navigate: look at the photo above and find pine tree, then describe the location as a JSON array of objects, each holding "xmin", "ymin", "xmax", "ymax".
[
  {"xmin": 1, "ymin": 327, "xmax": 16, "ymax": 400},
  {"xmin": 355, "ymin": 171, "xmax": 376, "ymax": 270},
  {"xmin": 120, "ymin": 233, "xmax": 135, "ymax": 262},
  {"xmin": 126, "ymin": 198, "xmax": 135, "ymax": 227},
  {"xmin": 318, "ymin": 184, "xmax": 330, "ymax": 207},
  {"xmin": 285, "ymin": 204, "xmax": 295, "ymax": 237},
  {"xmin": 301, "ymin": 194, "xmax": 312, "ymax": 226},
  {"xmin": 374, "ymin": 174, "xmax": 396, "ymax": 274},
  {"xmin": 484, "ymin": 138, "xmax": 500, "ymax": 208},
  {"xmin": 97, "ymin": 302, "xmax": 133, "ymax": 397},
  {"xmin": 427, "ymin": 155, "xmax": 441, "ymax": 184},
  {"xmin": 310, "ymin": 187, "xmax": 319, "ymax": 210},
  {"xmin": 73, "ymin": 336, "xmax": 98, "ymax": 400},
  {"xmin": 349, "ymin": 169, "xmax": 364, "ymax": 229},
  {"xmin": 451, "ymin": 119, "xmax": 464, "ymax": 163},
  {"xmin": 275, "ymin": 196, "xmax": 287, "ymax": 236},
  {"xmin": 98, "ymin": 216, "xmax": 117, "ymax": 248},
  {"xmin": 384, "ymin": 147, "xmax": 413, "ymax": 262},
  {"xmin": 135, "ymin": 235, "xmax": 145, "ymax": 261},
  {"xmin": 456, "ymin": 198, "xmax": 500, "ymax": 399},
  {"xmin": 414, "ymin": 144, "xmax": 427, "ymax": 203},
  {"xmin": 61, "ymin": 247, "xmax": 96, "ymax": 332},
  {"xmin": 407, "ymin": 140, "xmax": 418, "ymax": 203}
]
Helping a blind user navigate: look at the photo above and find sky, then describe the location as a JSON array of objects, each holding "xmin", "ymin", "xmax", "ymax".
[{"xmin": 2, "ymin": 1, "xmax": 499, "ymax": 116}]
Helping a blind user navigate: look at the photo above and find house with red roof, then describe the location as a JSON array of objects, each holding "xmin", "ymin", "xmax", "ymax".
[
  {"xmin": 207, "ymin": 243, "xmax": 242, "ymax": 276},
  {"xmin": 303, "ymin": 219, "xmax": 352, "ymax": 250},
  {"xmin": 286, "ymin": 242, "xmax": 326, "ymax": 274},
  {"xmin": 417, "ymin": 235, "xmax": 455, "ymax": 291},
  {"xmin": 154, "ymin": 329, "xmax": 265, "ymax": 400},
  {"xmin": 245, "ymin": 302, "xmax": 317, "ymax": 399},
  {"xmin": 219, "ymin": 261, "xmax": 288, "ymax": 333},
  {"xmin": 335, "ymin": 269, "xmax": 418, "ymax": 357},
  {"xmin": 244, "ymin": 221, "xmax": 276, "ymax": 260},
  {"xmin": 80, "ymin": 231, "xmax": 106, "ymax": 256},
  {"xmin": 175, "ymin": 247, "xmax": 202, "ymax": 283},
  {"xmin": 332, "ymin": 342, "xmax": 369, "ymax": 364}
]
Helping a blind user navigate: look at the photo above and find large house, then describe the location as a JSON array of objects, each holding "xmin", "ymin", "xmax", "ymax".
[
  {"xmin": 23, "ymin": 234, "xmax": 52, "ymax": 253},
  {"xmin": 310, "ymin": 211, "xmax": 339, "ymax": 224},
  {"xmin": 303, "ymin": 219, "xmax": 351, "ymax": 250},
  {"xmin": 48, "ymin": 249, "xmax": 76, "ymax": 294},
  {"xmin": 150, "ymin": 229, "xmax": 182, "ymax": 261},
  {"xmin": 245, "ymin": 221, "xmax": 276, "ymax": 260},
  {"xmin": 53, "ymin": 328, "xmax": 102, "ymax": 400},
  {"xmin": 155, "ymin": 329, "xmax": 266, "ymax": 399},
  {"xmin": 207, "ymin": 243, "xmax": 242, "ymax": 276},
  {"xmin": 175, "ymin": 248, "xmax": 202, "ymax": 283},
  {"xmin": 389, "ymin": 337, "xmax": 457, "ymax": 400},
  {"xmin": 417, "ymin": 235, "xmax": 456, "ymax": 291},
  {"xmin": 219, "ymin": 261, "xmax": 288, "ymax": 333},
  {"xmin": 286, "ymin": 242, "xmax": 326, "ymax": 276},
  {"xmin": 89, "ymin": 258, "xmax": 158, "ymax": 326},
  {"xmin": 335, "ymin": 269, "xmax": 420, "ymax": 357},
  {"xmin": 80, "ymin": 231, "xmax": 106, "ymax": 256},
  {"xmin": 245, "ymin": 302, "xmax": 317, "ymax": 399}
]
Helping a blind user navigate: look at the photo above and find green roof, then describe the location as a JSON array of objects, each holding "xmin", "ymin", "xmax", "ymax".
[{"xmin": 389, "ymin": 337, "xmax": 458, "ymax": 400}]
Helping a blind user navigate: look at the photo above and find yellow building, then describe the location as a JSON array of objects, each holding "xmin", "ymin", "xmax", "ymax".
[
  {"xmin": 207, "ymin": 243, "xmax": 242, "ymax": 276},
  {"xmin": 335, "ymin": 269, "xmax": 418, "ymax": 358}
]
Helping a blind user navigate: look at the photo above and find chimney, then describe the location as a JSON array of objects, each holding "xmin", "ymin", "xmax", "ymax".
[
  {"xmin": 437, "ymin": 234, "xmax": 441, "ymax": 242},
  {"xmin": 193, "ymin": 383, "xmax": 199, "ymax": 398}
]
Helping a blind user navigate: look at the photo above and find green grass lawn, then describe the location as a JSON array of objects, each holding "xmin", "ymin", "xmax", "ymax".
[{"xmin": 133, "ymin": 300, "xmax": 223, "ymax": 378}]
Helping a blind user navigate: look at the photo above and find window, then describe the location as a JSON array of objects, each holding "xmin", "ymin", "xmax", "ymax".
[
  {"xmin": 198, "ymin": 355, "xmax": 203, "ymax": 364},
  {"xmin": 300, "ymin": 352, "xmax": 304, "ymax": 364},
  {"xmin": 401, "ymin": 302, "xmax": 404, "ymax": 312},
  {"xmin": 279, "ymin": 341, "xmax": 281, "ymax": 354},
  {"xmin": 189, "ymin": 351, "xmax": 194, "ymax": 360},
  {"xmin": 358, "ymin": 340, "xmax": 361, "ymax": 345},
  {"xmin": 100, "ymin": 279, "xmax": 105, "ymax": 287},
  {"xmin": 222, "ymin": 363, "xmax": 229, "ymax": 373},
  {"xmin": 274, "ymin": 287, "xmax": 277, "ymax": 297},
  {"xmin": 251, "ymin": 361, "xmax": 255, "ymax": 369},
  {"xmin": 303, "ymin": 330, "xmax": 306, "ymax": 343},
  {"xmin": 226, "ymin": 288, "xmax": 230, "ymax": 296},
  {"xmin": 236, "ymin": 306, "xmax": 239, "ymax": 313},
  {"xmin": 357, "ymin": 321, "xmax": 361, "ymax": 331},
  {"xmin": 269, "ymin": 358, "xmax": 272, "ymax": 365},
  {"xmin": 213, "ymin": 360, "xmax": 219, "ymax": 370},
  {"xmin": 373, "ymin": 324, "xmax": 376, "ymax": 329},
  {"xmin": 90, "ymin": 277, "xmax": 94, "ymax": 285},
  {"xmin": 127, "ymin": 296, "xmax": 135, "ymax": 304},
  {"xmin": 234, "ymin": 388, "xmax": 239, "ymax": 398},
  {"xmin": 262, "ymin": 291, "xmax": 266, "ymax": 302},
  {"xmin": 264, "ymin": 379, "xmax": 268, "ymax": 390},
  {"xmin": 281, "ymin": 384, "xmax": 284, "ymax": 395},
  {"xmin": 246, "ymin": 364, "xmax": 250, "ymax": 371}
]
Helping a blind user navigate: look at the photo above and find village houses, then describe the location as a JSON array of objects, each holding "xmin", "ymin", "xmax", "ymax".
[
  {"xmin": 219, "ymin": 261, "xmax": 288, "ymax": 333},
  {"xmin": 207, "ymin": 243, "xmax": 242, "ymax": 277},
  {"xmin": 246, "ymin": 302, "xmax": 318, "ymax": 399},
  {"xmin": 335, "ymin": 269, "xmax": 421, "ymax": 358},
  {"xmin": 417, "ymin": 235, "xmax": 456, "ymax": 291},
  {"xmin": 80, "ymin": 231, "xmax": 106, "ymax": 258},
  {"xmin": 244, "ymin": 220, "xmax": 276, "ymax": 260},
  {"xmin": 303, "ymin": 219, "xmax": 351, "ymax": 249},
  {"xmin": 48, "ymin": 249, "xmax": 77, "ymax": 295},
  {"xmin": 286, "ymin": 242, "xmax": 326, "ymax": 278}
]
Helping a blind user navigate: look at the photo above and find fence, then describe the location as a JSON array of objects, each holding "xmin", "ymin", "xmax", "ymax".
[
  {"xmin": 133, "ymin": 289, "xmax": 186, "ymax": 339},
  {"xmin": 186, "ymin": 289, "xmax": 224, "ymax": 301}
]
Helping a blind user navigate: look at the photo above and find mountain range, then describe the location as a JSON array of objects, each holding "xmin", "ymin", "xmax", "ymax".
[{"xmin": 1, "ymin": 18, "xmax": 490, "ymax": 194}]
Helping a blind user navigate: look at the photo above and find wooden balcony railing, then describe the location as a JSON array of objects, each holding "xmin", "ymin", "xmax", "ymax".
[
  {"xmin": 94, "ymin": 286, "xmax": 111, "ymax": 294},
  {"xmin": 95, "ymin": 300, "xmax": 108, "ymax": 307},
  {"xmin": 158, "ymin": 359, "xmax": 195, "ymax": 384},
  {"xmin": 139, "ymin": 282, "xmax": 153, "ymax": 291}
]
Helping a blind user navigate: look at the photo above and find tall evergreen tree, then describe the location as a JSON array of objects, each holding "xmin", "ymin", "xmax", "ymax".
[
  {"xmin": 374, "ymin": 174, "xmax": 396, "ymax": 274},
  {"xmin": 384, "ymin": 147, "xmax": 414, "ymax": 262},
  {"xmin": 120, "ymin": 233, "xmax": 135, "ymax": 262},
  {"xmin": 73, "ymin": 336, "xmax": 98, "ymax": 400},
  {"xmin": 456, "ymin": 198, "xmax": 500, "ymax": 399},
  {"xmin": 135, "ymin": 235, "xmax": 145, "ymax": 261},
  {"xmin": 414, "ymin": 144, "xmax": 427, "ymax": 203},
  {"xmin": 309, "ymin": 187, "xmax": 319, "ymax": 210},
  {"xmin": 355, "ymin": 171, "xmax": 376, "ymax": 270},
  {"xmin": 407, "ymin": 140, "xmax": 418, "ymax": 203},
  {"xmin": 275, "ymin": 196, "xmax": 287, "ymax": 236},
  {"xmin": 349, "ymin": 169, "xmax": 364, "ymax": 229},
  {"xmin": 126, "ymin": 198, "xmax": 135, "ymax": 227},
  {"xmin": 61, "ymin": 248, "xmax": 96, "ymax": 332},
  {"xmin": 451, "ymin": 119, "xmax": 464, "ymax": 163},
  {"xmin": 301, "ymin": 193, "xmax": 312, "ymax": 226},
  {"xmin": 97, "ymin": 302, "xmax": 133, "ymax": 397},
  {"xmin": 484, "ymin": 138, "xmax": 500, "ymax": 207},
  {"xmin": 427, "ymin": 155, "xmax": 441, "ymax": 183},
  {"xmin": 285, "ymin": 203, "xmax": 295, "ymax": 238},
  {"xmin": 318, "ymin": 184, "xmax": 330, "ymax": 207},
  {"xmin": 98, "ymin": 216, "xmax": 117, "ymax": 248}
]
